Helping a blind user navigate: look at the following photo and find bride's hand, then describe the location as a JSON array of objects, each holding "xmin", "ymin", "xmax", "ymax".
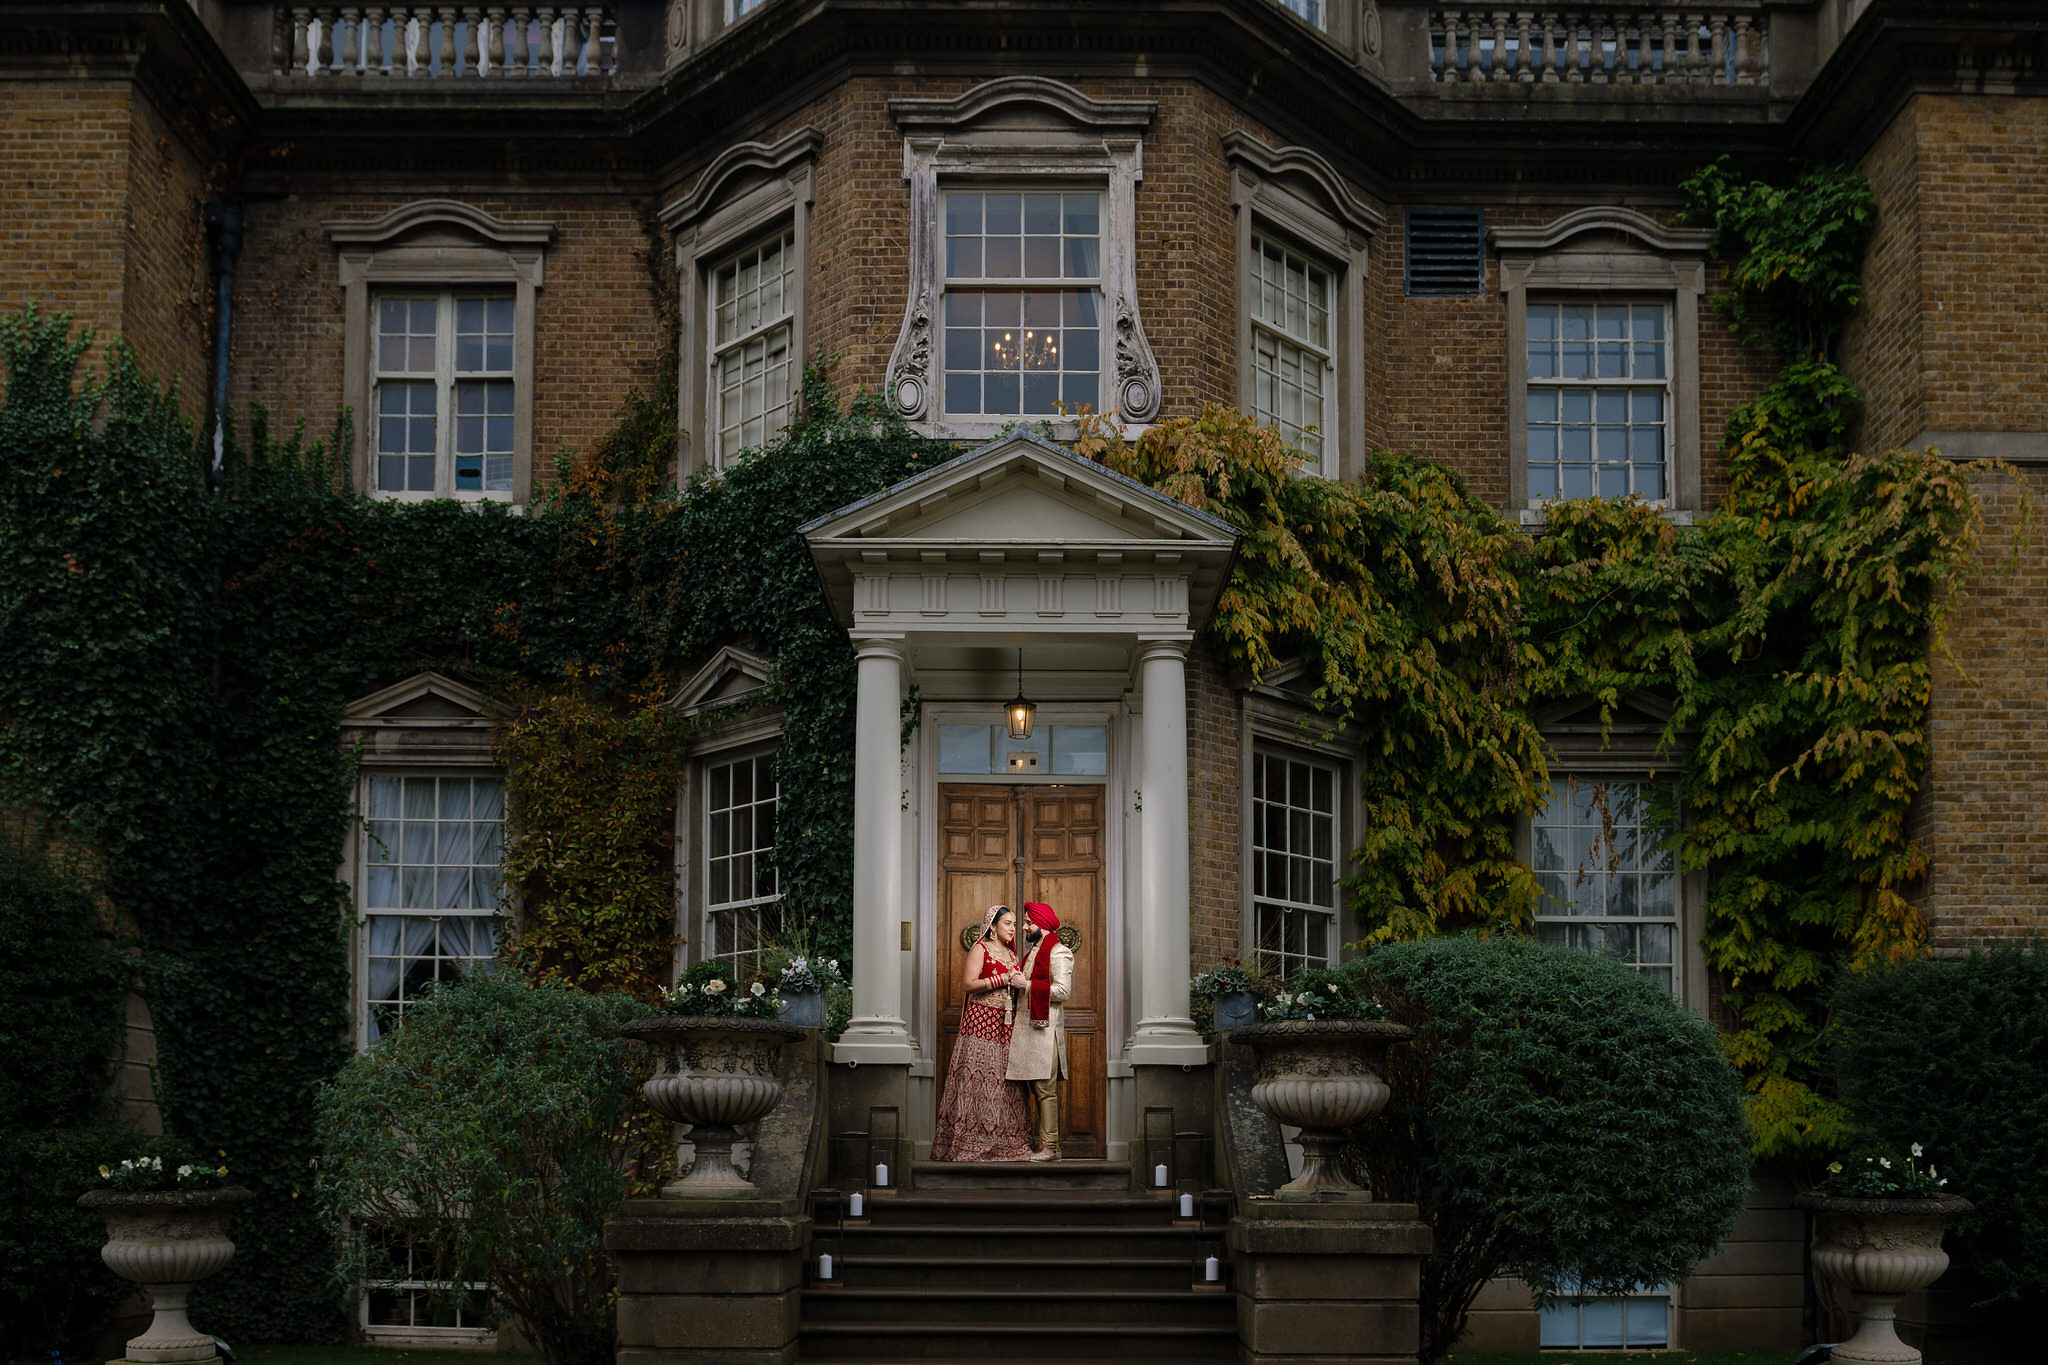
[{"xmin": 1007, "ymin": 972, "xmax": 1027, "ymax": 988}]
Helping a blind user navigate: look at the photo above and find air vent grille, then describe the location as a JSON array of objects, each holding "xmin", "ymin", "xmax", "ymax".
[{"xmin": 1405, "ymin": 209, "xmax": 1486, "ymax": 296}]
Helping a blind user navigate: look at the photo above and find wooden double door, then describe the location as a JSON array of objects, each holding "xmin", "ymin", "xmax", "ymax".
[{"xmin": 935, "ymin": 783, "xmax": 1106, "ymax": 1159}]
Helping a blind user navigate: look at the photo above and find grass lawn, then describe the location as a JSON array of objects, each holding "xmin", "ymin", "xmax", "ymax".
[
  {"xmin": 231, "ymin": 1349, "xmax": 537, "ymax": 1365},
  {"xmin": 1449, "ymin": 1355, "xmax": 1803, "ymax": 1365}
]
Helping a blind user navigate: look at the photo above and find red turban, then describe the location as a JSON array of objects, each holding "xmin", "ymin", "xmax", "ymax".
[{"xmin": 1025, "ymin": 903, "xmax": 1061, "ymax": 1024}]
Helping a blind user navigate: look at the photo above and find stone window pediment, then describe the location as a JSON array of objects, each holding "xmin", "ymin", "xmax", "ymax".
[{"xmin": 882, "ymin": 78, "xmax": 1163, "ymax": 438}]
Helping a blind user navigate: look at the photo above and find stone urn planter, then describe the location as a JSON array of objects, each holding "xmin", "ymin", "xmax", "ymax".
[
  {"xmin": 76, "ymin": 1188, "xmax": 254, "ymax": 1364},
  {"xmin": 776, "ymin": 988, "xmax": 827, "ymax": 1030},
  {"xmin": 622, "ymin": 1015, "xmax": 805, "ymax": 1199},
  {"xmin": 1211, "ymin": 990, "xmax": 1259, "ymax": 1033},
  {"xmin": 1793, "ymin": 1190, "xmax": 1974, "ymax": 1365},
  {"xmin": 1233, "ymin": 1019, "xmax": 1412, "ymax": 1199}
]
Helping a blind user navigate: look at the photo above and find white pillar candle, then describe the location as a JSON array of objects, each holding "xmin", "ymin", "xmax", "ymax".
[
  {"xmin": 1179, "ymin": 1192, "xmax": 1194, "ymax": 1217},
  {"xmin": 1154, "ymin": 1163, "xmax": 1169, "ymax": 1188},
  {"xmin": 848, "ymin": 1191, "xmax": 864, "ymax": 1217},
  {"xmin": 1205, "ymin": 1256, "xmax": 1220, "ymax": 1282},
  {"xmin": 875, "ymin": 1162, "xmax": 889, "ymax": 1187},
  {"xmin": 819, "ymin": 1253, "xmax": 833, "ymax": 1279}
]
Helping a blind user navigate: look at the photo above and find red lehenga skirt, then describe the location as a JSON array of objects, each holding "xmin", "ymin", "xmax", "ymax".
[{"xmin": 930, "ymin": 991, "xmax": 1034, "ymax": 1162}]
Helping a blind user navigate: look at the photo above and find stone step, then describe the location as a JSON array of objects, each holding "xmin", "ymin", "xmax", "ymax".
[
  {"xmin": 847, "ymin": 1191, "xmax": 1181, "ymax": 1227},
  {"xmin": 834, "ymin": 1222, "xmax": 1204, "ymax": 1259},
  {"xmin": 833, "ymin": 1253, "xmax": 1203, "ymax": 1293},
  {"xmin": 801, "ymin": 1286, "xmax": 1235, "ymax": 1326},
  {"xmin": 910, "ymin": 1158, "xmax": 1133, "ymax": 1191},
  {"xmin": 796, "ymin": 1320, "xmax": 1238, "ymax": 1361}
]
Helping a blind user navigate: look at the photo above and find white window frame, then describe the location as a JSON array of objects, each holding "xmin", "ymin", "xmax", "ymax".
[
  {"xmin": 662, "ymin": 128, "xmax": 819, "ymax": 480},
  {"xmin": 1521, "ymin": 696, "xmax": 1708, "ymax": 1010},
  {"xmin": 885, "ymin": 77, "xmax": 1163, "ymax": 439},
  {"xmin": 937, "ymin": 185, "xmax": 1108, "ymax": 424},
  {"xmin": 1539, "ymin": 1282, "xmax": 1672, "ymax": 1349},
  {"xmin": 1529, "ymin": 773, "xmax": 1682, "ymax": 995},
  {"xmin": 1492, "ymin": 208, "xmax": 1714, "ymax": 521},
  {"xmin": 1240, "ymin": 674, "xmax": 1360, "ymax": 982},
  {"xmin": 1522, "ymin": 296, "xmax": 1674, "ymax": 506},
  {"xmin": 328, "ymin": 201, "xmax": 551, "ymax": 506},
  {"xmin": 1275, "ymin": 0, "xmax": 1328, "ymax": 31},
  {"xmin": 700, "ymin": 744, "xmax": 783, "ymax": 978},
  {"xmin": 354, "ymin": 770, "xmax": 507, "ymax": 1050},
  {"xmin": 1248, "ymin": 742, "xmax": 1344, "ymax": 981},
  {"xmin": 360, "ymin": 1236, "xmax": 494, "ymax": 1347},
  {"xmin": 367, "ymin": 290, "xmax": 519, "ymax": 500},
  {"xmin": 1249, "ymin": 231, "xmax": 1337, "ymax": 465},
  {"xmin": 1223, "ymin": 131, "xmax": 1380, "ymax": 480},
  {"xmin": 706, "ymin": 228, "xmax": 799, "ymax": 466}
]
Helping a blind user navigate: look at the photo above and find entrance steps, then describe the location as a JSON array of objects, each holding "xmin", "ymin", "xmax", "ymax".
[{"xmin": 798, "ymin": 1162, "xmax": 1235, "ymax": 1362}]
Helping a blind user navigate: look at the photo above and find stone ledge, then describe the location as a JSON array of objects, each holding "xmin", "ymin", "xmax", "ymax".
[{"xmin": 604, "ymin": 1205, "xmax": 809, "ymax": 1254}]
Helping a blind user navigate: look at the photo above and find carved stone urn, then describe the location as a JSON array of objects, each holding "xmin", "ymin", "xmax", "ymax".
[
  {"xmin": 622, "ymin": 1015, "xmax": 804, "ymax": 1199},
  {"xmin": 1232, "ymin": 1019, "xmax": 1412, "ymax": 1199},
  {"xmin": 76, "ymin": 1188, "xmax": 254, "ymax": 1364},
  {"xmin": 1793, "ymin": 1191, "xmax": 1974, "ymax": 1365}
]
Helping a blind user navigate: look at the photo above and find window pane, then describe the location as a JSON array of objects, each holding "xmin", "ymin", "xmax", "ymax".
[{"xmin": 705, "ymin": 751, "xmax": 782, "ymax": 978}]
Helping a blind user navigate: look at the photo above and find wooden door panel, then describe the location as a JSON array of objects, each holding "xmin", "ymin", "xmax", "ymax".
[{"xmin": 935, "ymin": 782, "xmax": 1107, "ymax": 1160}]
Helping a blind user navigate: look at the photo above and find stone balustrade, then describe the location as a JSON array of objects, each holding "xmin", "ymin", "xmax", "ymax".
[
  {"xmin": 278, "ymin": 5, "xmax": 616, "ymax": 78},
  {"xmin": 1427, "ymin": 7, "xmax": 1770, "ymax": 86}
]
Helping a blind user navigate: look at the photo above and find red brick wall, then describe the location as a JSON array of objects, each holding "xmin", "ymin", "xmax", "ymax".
[
  {"xmin": 1913, "ymin": 467, "xmax": 2048, "ymax": 949},
  {"xmin": 1844, "ymin": 96, "xmax": 1925, "ymax": 454},
  {"xmin": 0, "ymin": 80, "xmax": 135, "ymax": 369},
  {"xmin": 227, "ymin": 193, "xmax": 667, "ymax": 486},
  {"xmin": 1185, "ymin": 641, "xmax": 1243, "ymax": 967},
  {"xmin": 119, "ymin": 88, "xmax": 213, "ymax": 404}
]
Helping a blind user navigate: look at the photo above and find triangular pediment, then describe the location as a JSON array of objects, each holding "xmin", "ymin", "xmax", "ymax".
[
  {"xmin": 1539, "ymin": 691, "xmax": 1674, "ymax": 735},
  {"xmin": 800, "ymin": 430, "xmax": 1238, "ymax": 547},
  {"xmin": 666, "ymin": 645, "xmax": 776, "ymax": 717},
  {"xmin": 341, "ymin": 671, "xmax": 491, "ymax": 727}
]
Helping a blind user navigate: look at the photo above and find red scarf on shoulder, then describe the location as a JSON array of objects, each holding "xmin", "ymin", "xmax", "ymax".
[{"xmin": 1025, "ymin": 902, "xmax": 1061, "ymax": 1024}]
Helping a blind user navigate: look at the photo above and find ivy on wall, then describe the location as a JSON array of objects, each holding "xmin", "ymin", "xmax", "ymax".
[{"xmin": 1081, "ymin": 163, "xmax": 1995, "ymax": 1158}]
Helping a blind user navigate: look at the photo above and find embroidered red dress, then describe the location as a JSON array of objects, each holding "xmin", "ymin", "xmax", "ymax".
[{"xmin": 929, "ymin": 947, "xmax": 1034, "ymax": 1162}]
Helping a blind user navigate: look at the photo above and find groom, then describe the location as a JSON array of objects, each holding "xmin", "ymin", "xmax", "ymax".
[{"xmin": 1006, "ymin": 901, "xmax": 1074, "ymax": 1162}]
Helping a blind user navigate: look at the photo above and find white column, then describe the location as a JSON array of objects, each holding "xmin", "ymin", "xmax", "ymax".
[
  {"xmin": 1128, "ymin": 636, "xmax": 1206, "ymax": 1064},
  {"xmin": 836, "ymin": 635, "xmax": 916, "ymax": 1064}
]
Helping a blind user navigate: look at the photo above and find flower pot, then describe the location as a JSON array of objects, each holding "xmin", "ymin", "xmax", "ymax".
[
  {"xmin": 777, "ymin": 988, "xmax": 827, "ymax": 1029},
  {"xmin": 76, "ymin": 1188, "xmax": 254, "ymax": 1364},
  {"xmin": 1232, "ymin": 1019, "xmax": 1412, "ymax": 1200},
  {"xmin": 622, "ymin": 1015, "xmax": 805, "ymax": 1199},
  {"xmin": 1211, "ymin": 990, "xmax": 1258, "ymax": 1033},
  {"xmin": 1793, "ymin": 1191, "xmax": 1974, "ymax": 1365}
]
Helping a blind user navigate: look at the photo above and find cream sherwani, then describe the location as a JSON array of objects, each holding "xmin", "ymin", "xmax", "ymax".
[{"xmin": 1005, "ymin": 936, "xmax": 1073, "ymax": 1081}]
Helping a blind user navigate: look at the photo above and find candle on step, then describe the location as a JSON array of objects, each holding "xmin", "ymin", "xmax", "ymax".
[
  {"xmin": 819, "ymin": 1253, "xmax": 833, "ymax": 1279},
  {"xmin": 1154, "ymin": 1163, "xmax": 1169, "ymax": 1188},
  {"xmin": 1178, "ymin": 1192, "xmax": 1194, "ymax": 1218},
  {"xmin": 875, "ymin": 1162, "xmax": 889, "ymax": 1187},
  {"xmin": 1205, "ymin": 1256, "xmax": 1220, "ymax": 1282},
  {"xmin": 849, "ymin": 1191, "xmax": 864, "ymax": 1217}
]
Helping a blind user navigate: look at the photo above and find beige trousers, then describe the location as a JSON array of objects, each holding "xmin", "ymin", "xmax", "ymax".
[{"xmin": 1029, "ymin": 1077, "xmax": 1059, "ymax": 1150}]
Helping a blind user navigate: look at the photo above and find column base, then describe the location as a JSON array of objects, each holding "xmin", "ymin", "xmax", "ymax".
[
  {"xmin": 1127, "ymin": 1018, "xmax": 1211, "ymax": 1067},
  {"xmin": 830, "ymin": 1018, "xmax": 917, "ymax": 1066}
]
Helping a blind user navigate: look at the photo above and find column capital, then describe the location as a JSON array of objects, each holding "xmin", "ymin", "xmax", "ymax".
[
  {"xmin": 1133, "ymin": 635, "xmax": 1192, "ymax": 667},
  {"xmin": 850, "ymin": 634, "xmax": 908, "ymax": 664}
]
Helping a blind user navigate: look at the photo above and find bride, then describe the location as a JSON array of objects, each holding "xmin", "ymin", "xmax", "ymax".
[{"xmin": 929, "ymin": 905, "xmax": 1035, "ymax": 1162}]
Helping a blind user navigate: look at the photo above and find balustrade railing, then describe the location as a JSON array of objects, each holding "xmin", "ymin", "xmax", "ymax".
[
  {"xmin": 278, "ymin": 5, "xmax": 617, "ymax": 78},
  {"xmin": 1429, "ymin": 9, "xmax": 1769, "ymax": 86}
]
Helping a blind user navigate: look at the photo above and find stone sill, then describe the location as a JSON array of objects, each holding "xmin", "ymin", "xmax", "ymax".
[{"xmin": 1518, "ymin": 505, "xmax": 1698, "ymax": 532}]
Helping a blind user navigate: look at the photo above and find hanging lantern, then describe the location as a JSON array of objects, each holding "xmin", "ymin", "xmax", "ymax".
[{"xmin": 1005, "ymin": 649, "xmax": 1035, "ymax": 740}]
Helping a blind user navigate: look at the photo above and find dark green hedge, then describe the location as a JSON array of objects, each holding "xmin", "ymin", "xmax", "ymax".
[{"xmin": 1834, "ymin": 943, "xmax": 2048, "ymax": 1307}]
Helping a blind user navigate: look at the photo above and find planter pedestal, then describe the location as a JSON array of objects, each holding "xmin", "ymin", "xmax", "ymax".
[
  {"xmin": 624, "ymin": 1016, "xmax": 805, "ymax": 1199},
  {"xmin": 78, "ymin": 1189, "xmax": 253, "ymax": 1365},
  {"xmin": 1795, "ymin": 1192, "xmax": 1973, "ymax": 1365},
  {"xmin": 1232, "ymin": 1019, "xmax": 1412, "ymax": 1200}
]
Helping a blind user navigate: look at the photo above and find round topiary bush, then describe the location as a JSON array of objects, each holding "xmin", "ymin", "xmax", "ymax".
[
  {"xmin": 1345, "ymin": 934, "xmax": 1752, "ymax": 1362},
  {"xmin": 1833, "ymin": 943, "xmax": 2048, "ymax": 1320}
]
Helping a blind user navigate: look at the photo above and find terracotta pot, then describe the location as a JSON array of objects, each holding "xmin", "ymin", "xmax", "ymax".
[
  {"xmin": 622, "ymin": 1015, "xmax": 804, "ymax": 1198},
  {"xmin": 1793, "ymin": 1191, "xmax": 1974, "ymax": 1365},
  {"xmin": 1232, "ymin": 1019, "xmax": 1412, "ymax": 1198},
  {"xmin": 76, "ymin": 1188, "xmax": 254, "ymax": 1364}
]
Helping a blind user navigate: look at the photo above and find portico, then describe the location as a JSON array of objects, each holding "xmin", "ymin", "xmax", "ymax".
[{"xmin": 802, "ymin": 431, "xmax": 1239, "ymax": 1158}]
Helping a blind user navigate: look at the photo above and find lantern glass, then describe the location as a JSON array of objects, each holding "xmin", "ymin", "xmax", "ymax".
[{"xmin": 1005, "ymin": 694, "xmax": 1035, "ymax": 740}]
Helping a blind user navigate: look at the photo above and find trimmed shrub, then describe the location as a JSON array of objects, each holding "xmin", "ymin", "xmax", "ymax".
[
  {"xmin": 1833, "ymin": 943, "xmax": 2048, "ymax": 1307},
  {"xmin": 1346, "ymin": 935, "xmax": 1752, "ymax": 1363},
  {"xmin": 316, "ymin": 971, "xmax": 649, "ymax": 1365}
]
